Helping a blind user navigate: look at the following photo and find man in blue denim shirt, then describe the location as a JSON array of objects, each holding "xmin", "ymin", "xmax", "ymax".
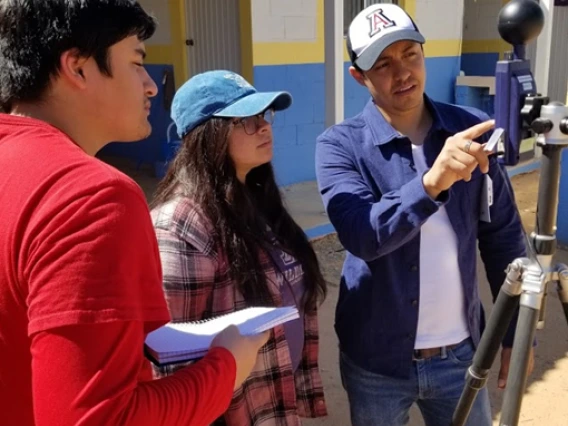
[{"xmin": 315, "ymin": 4, "xmax": 532, "ymax": 426}]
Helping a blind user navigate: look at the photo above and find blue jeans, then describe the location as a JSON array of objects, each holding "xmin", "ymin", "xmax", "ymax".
[{"xmin": 339, "ymin": 338, "xmax": 492, "ymax": 426}]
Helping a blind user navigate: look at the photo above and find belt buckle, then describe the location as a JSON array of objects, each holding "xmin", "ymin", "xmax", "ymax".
[{"xmin": 413, "ymin": 347, "xmax": 447, "ymax": 361}]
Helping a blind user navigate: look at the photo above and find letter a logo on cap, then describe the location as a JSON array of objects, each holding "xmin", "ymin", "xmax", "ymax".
[{"xmin": 367, "ymin": 8, "xmax": 396, "ymax": 38}]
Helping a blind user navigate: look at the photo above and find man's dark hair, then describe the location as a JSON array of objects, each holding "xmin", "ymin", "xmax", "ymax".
[
  {"xmin": 0, "ymin": 0, "xmax": 156, "ymax": 112},
  {"xmin": 345, "ymin": 34, "xmax": 364, "ymax": 73}
]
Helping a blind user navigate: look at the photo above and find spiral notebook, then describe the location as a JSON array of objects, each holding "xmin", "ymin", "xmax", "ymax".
[{"xmin": 144, "ymin": 306, "xmax": 299, "ymax": 365}]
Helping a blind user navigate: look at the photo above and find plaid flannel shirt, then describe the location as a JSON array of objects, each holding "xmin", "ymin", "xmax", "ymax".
[{"xmin": 150, "ymin": 197, "xmax": 327, "ymax": 426}]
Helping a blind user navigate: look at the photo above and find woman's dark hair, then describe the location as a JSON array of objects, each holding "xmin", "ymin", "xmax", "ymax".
[
  {"xmin": 152, "ymin": 118, "xmax": 327, "ymax": 310},
  {"xmin": 0, "ymin": 0, "xmax": 156, "ymax": 112}
]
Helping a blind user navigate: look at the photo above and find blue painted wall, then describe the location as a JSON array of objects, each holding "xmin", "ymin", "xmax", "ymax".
[
  {"xmin": 461, "ymin": 53, "xmax": 499, "ymax": 77},
  {"xmin": 99, "ymin": 64, "xmax": 174, "ymax": 169},
  {"xmin": 98, "ymin": 59, "xmax": 464, "ymax": 186},
  {"xmin": 254, "ymin": 56, "xmax": 461, "ymax": 186},
  {"xmin": 557, "ymin": 151, "xmax": 568, "ymax": 246}
]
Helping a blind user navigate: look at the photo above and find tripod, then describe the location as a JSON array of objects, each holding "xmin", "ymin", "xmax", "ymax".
[
  {"xmin": 451, "ymin": 2, "xmax": 568, "ymax": 425},
  {"xmin": 451, "ymin": 102, "xmax": 568, "ymax": 426}
]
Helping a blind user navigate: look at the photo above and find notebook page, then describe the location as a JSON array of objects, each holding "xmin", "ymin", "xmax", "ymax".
[{"xmin": 145, "ymin": 306, "xmax": 299, "ymax": 357}]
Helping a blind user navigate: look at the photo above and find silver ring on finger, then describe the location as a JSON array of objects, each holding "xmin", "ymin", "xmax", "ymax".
[{"xmin": 464, "ymin": 139, "xmax": 473, "ymax": 153}]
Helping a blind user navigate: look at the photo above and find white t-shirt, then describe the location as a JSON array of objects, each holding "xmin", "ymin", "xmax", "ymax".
[{"xmin": 411, "ymin": 143, "xmax": 470, "ymax": 349}]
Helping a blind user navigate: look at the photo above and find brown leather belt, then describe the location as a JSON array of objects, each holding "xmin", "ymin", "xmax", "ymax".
[{"xmin": 412, "ymin": 341, "xmax": 462, "ymax": 360}]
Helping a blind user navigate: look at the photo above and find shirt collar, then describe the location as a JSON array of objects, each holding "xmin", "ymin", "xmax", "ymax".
[{"xmin": 363, "ymin": 94, "xmax": 461, "ymax": 146}]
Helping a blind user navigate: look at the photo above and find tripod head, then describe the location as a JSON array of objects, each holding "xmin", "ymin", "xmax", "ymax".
[
  {"xmin": 532, "ymin": 102, "xmax": 568, "ymax": 147},
  {"xmin": 491, "ymin": 0, "xmax": 568, "ymax": 164}
]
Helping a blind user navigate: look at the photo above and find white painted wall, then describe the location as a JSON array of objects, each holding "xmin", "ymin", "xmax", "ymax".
[
  {"xmin": 252, "ymin": 0, "xmax": 465, "ymax": 43},
  {"xmin": 415, "ymin": 0, "xmax": 465, "ymax": 40},
  {"xmin": 138, "ymin": 0, "xmax": 172, "ymax": 45},
  {"xmin": 251, "ymin": 0, "xmax": 318, "ymax": 42},
  {"xmin": 462, "ymin": 0, "xmax": 502, "ymax": 41}
]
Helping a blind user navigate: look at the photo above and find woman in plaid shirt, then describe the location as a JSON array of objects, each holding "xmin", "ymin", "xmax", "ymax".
[{"xmin": 150, "ymin": 70, "xmax": 328, "ymax": 425}]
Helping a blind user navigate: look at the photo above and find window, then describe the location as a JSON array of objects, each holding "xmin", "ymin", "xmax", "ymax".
[{"xmin": 344, "ymin": 0, "xmax": 399, "ymax": 35}]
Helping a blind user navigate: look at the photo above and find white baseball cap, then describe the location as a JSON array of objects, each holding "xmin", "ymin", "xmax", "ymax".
[{"xmin": 347, "ymin": 3, "xmax": 425, "ymax": 71}]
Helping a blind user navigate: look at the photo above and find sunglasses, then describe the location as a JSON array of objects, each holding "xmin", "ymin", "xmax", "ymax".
[{"xmin": 232, "ymin": 109, "xmax": 275, "ymax": 135}]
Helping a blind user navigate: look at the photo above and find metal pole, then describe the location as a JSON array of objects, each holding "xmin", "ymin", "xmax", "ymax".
[
  {"xmin": 324, "ymin": 0, "xmax": 344, "ymax": 128},
  {"xmin": 534, "ymin": 0, "xmax": 554, "ymax": 96}
]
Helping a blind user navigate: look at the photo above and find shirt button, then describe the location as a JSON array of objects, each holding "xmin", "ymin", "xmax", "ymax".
[
  {"xmin": 410, "ymin": 264, "xmax": 418, "ymax": 272},
  {"xmin": 412, "ymin": 300, "xmax": 418, "ymax": 307}
]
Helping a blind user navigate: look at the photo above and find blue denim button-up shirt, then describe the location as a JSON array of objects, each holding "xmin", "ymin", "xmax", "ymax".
[{"xmin": 315, "ymin": 96, "xmax": 526, "ymax": 379}]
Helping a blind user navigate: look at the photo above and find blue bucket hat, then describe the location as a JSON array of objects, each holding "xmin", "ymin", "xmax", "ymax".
[{"xmin": 171, "ymin": 70, "xmax": 293, "ymax": 138}]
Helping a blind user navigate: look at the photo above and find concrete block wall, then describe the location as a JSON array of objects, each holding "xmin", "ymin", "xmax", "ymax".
[
  {"xmin": 415, "ymin": 0, "xmax": 464, "ymax": 40},
  {"xmin": 461, "ymin": 0, "xmax": 506, "ymax": 76},
  {"xmin": 250, "ymin": 0, "xmax": 325, "ymax": 185},
  {"xmin": 139, "ymin": 0, "xmax": 172, "ymax": 45},
  {"xmin": 463, "ymin": 0, "xmax": 502, "ymax": 41},
  {"xmin": 251, "ymin": 0, "xmax": 468, "ymax": 186},
  {"xmin": 253, "ymin": 62, "xmax": 326, "ymax": 185},
  {"xmin": 251, "ymin": 0, "xmax": 318, "ymax": 42}
]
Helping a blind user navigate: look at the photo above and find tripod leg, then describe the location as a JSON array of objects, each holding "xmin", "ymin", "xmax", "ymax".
[
  {"xmin": 499, "ymin": 304, "xmax": 539, "ymax": 426},
  {"xmin": 557, "ymin": 269, "xmax": 568, "ymax": 325},
  {"xmin": 498, "ymin": 143, "xmax": 565, "ymax": 425},
  {"xmin": 499, "ymin": 267, "xmax": 543, "ymax": 426},
  {"xmin": 451, "ymin": 259, "xmax": 525, "ymax": 426},
  {"xmin": 536, "ymin": 283, "xmax": 548, "ymax": 329}
]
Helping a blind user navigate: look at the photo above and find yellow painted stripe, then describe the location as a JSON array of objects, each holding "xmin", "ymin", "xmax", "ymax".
[
  {"xmin": 254, "ymin": 38, "xmax": 464, "ymax": 66},
  {"xmin": 239, "ymin": 0, "xmax": 254, "ymax": 83},
  {"xmin": 316, "ymin": 0, "xmax": 324, "ymax": 43},
  {"xmin": 403, "ymin": 0, "xmax": 417, "ymax": 20},
  {"xmin": 423, "ymin": 39, "xmax": 462, "ymax": 58},
  {"xmin": 253, "ymin": 0, "xmax": 462, "ymax": 66},
  {"xmin": 146, "ymin": 45, "xmax": 175, "ymax": 65},
  {"xmin": 253, "ymin": 0, "xmax": 325, "ymax": 66},
  {"xmin": 254, "ymin": 41, "xmax": 324, "ymax": 65},
  {"xmin": 155, "ymin": 0, "xmax": 486, "ymax": 72},
  {"xmin": 147, "ymin": 0, "xmax": 254, "ymax": 85},
  {"xmin": 462, "ymin": 39, "xmax": 509, "ymax": 54},
  {"xmin": 460, "ymin": 0, "xmax": 511, "ymax": 57},
  {"xmin": 144, "ymin": 0, "xmax": 188, "ymax": 88},
  {"xmin": 169, "ymin": 0, "xmax": 188, "ymax": 87}
]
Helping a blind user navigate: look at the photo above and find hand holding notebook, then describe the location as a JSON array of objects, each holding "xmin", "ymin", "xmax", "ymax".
[
  {"xmin": 210, "ymin": 324, "xmax": 270, "ymax": 390},
  {"xmin": 145, "ymin": 306, "xmax": 299, "ymax": 365}
]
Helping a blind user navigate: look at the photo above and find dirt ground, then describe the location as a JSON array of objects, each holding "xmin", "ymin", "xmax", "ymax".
[
  {"xmin": 109, "ymin": 154, "xmax": 567, "ymax": 425},
  {"xmin": 307, "ymin": 170, "xmax": 568, "ymax": 426}
]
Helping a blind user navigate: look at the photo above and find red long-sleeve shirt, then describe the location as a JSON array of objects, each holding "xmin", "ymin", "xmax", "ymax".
[
  {"xmin": 0, "ymin": 114, "xmax": 235, "ymax": 425},
  {"xmin": 31, "ymin": 321, "xmax": 236, "ymax": 426}
]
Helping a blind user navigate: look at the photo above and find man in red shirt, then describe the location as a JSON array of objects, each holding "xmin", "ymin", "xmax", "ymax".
[{"xmin": 0, "ymin": 1, "xmax": 268, "ymax": 425}]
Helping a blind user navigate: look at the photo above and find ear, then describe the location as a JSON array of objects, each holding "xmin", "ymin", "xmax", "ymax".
[
  {"xmin": 58, "ymin": 49, "xmax": 90, "ymax": 89},
  {"xmin": 349, "ymin": 66, "xmax": 367, "ymax": 87}
]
